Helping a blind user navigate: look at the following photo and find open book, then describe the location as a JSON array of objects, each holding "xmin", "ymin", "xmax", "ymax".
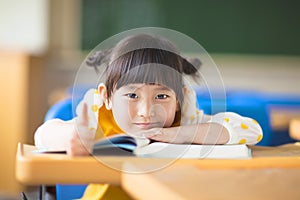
[{"xmin": 92, "ymin": 134, "xmax": 251, "ymax": 159}]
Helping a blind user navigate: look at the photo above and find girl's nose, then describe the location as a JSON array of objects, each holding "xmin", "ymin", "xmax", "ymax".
[{"xmin": 137, "ymin": 99, "xmax": 154, "ymax": 118}]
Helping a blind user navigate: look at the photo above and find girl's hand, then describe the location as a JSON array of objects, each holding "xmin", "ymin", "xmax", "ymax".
[
  {"xmin": 67, "ymin": 103, "xmax": 95, "ymax": 156},
  {"xmin": 141, "ymin": 127, "xmax": 193, "ymax": 144}
]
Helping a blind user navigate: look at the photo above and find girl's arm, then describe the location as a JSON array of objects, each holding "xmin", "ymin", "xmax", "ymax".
[
  {"xmin": 146, "ymin": 112, "xmax": 263, "ymax": 145},
  {"xmin": 145, "ymin": 123, "xmax": 229, "ymax": 144},
  {"xmin": 34, "ymin": 104, "xmax": 95, "ymax": 156},
  {"xmin": 35, "ymin": 88, "xmax": 104, "ymax": 156}
]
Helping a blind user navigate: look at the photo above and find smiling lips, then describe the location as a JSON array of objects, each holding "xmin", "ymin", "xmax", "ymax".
[{"xmin": 133, "ymin": 122, "xmax": 161, "ymax": 129}]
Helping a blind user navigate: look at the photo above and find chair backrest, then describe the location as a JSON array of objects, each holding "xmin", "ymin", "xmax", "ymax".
[{"xmin": 44, "ymin": 98, "xmax": 73, "ymax": 121}]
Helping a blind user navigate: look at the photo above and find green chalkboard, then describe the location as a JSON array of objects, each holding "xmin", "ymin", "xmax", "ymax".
[{"xmin": 81, "ymin": 0, "xmax": 300, "ymax": 55}]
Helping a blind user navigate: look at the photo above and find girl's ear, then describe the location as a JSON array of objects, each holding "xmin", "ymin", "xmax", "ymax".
[{"xmin": 98, "ymin": 83, "xmax": 112, "ymax": 110}]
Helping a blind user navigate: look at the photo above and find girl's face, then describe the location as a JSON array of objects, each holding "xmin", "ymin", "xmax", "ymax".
[{"xmin": 110, "ymin": 83, "xmax": 179, "ymax": 133}]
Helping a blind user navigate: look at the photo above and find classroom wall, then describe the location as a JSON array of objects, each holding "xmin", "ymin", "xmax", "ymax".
[
  {"xmin": 212, "ymin": 54, "xmax": 300, "ymax": 95},
  {"xmin": 0, "ymin": 0, "xmax": 48, "ymax": 55}
]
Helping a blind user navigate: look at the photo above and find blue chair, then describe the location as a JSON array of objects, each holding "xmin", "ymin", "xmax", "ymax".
[
  {"xmin": 44, "ymin": 98, "xmax": 73, "ymax": 121},
  {"xmin": 195, "ymin": 89, "xmax": 300, "ymax": 146},
  {"xmin": 44, "ymin": 98, "xmax": 87, "ymax": 200}
]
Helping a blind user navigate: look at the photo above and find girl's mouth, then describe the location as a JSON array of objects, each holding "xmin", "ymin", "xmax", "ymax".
[{"xmin": 133, "ymin": 122, "xmax": 160, "ymax": 129}]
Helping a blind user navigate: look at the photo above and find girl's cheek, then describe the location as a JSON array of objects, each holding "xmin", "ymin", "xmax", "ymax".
[{"xmin": 125, "ymin": 104, "xmax": 135, "ymax": 118}]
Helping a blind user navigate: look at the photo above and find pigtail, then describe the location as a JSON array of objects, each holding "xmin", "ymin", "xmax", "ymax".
[
  {"xmin": 86, "ymin": 50, "xmax": 111, "ymax": 73},
  {"xmin": 181, "ymin": 57, "xmax": 201, "ymax": 75}
]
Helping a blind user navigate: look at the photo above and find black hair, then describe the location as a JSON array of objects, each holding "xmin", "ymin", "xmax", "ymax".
[{"xmin": 86, "ymin": 34, "xmax": 201, "ymax": 105}]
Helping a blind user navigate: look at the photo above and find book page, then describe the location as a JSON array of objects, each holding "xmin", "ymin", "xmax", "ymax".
[{"xmin": 135, "ymin": 143, "xmax": 251, "ymax": 159}]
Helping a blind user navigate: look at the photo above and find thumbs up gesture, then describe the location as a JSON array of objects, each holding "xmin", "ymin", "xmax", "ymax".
[{"xmin": 67, "ymin": 103, "xmax": 95, "ymax": 156}]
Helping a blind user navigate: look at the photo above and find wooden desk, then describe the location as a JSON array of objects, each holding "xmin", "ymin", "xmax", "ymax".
[
  {"xmin": 121, "ymin": 144, "xmax": 300, "ymax": 200},
  {"xmin": 16, "ymin": 143, "xmax": 300, "ymax": 199},
  {"xmin": 16, "ymin": 143, "xmax": 300, "ymax": 186},
  {"xmin": 122, "ymin": 163, "xmax": 300, "ymax": 200}
]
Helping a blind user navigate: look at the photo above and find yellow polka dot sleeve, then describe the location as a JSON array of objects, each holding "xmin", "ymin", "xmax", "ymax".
[
  {"xmin": 180, "ymin": 83, "xmax": 263, "ymax": 145},
  {"xmin": 76, "ymin": 88, "xmax": 103, "ymax": 131},
  {"xmin": 208, "ymin": 112, "xmax": 263, "ymax": 145}
]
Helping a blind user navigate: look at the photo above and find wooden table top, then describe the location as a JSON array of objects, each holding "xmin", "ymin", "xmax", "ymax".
[{"xmin": 16, "ymin": 142, "xmax": 300, "ymax": 185}]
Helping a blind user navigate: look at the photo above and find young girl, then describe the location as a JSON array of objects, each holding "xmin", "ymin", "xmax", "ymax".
[
  {"xmin": 34, "ymin": 33, "xmax": 263, "ymax": 199},
  {"xmin": 35, "ymin": 33, "xmax": 263, "ymax": 156}
]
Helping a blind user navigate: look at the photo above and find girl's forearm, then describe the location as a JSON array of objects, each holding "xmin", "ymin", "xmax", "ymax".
[
  {"xmin": 190, "ymin": 123, "xmax": 229, "ymax": 144},
  {"xmin": 149, "ymin": 123, "xmax": 229, "ymax": 145}
]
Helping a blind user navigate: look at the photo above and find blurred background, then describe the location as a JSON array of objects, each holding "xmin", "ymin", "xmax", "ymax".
[{"xmin": 0, "ymin": 0, "xmax": 300, "ymax": 197}]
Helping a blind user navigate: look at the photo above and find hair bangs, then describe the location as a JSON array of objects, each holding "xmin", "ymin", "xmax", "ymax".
[
  {"xmin": 117, "ymin": 64, "xmax": 184, "ymax": 104},
  {"xmin": 106, "ymin": 48, "xmax": 184, "ymax": 104}
]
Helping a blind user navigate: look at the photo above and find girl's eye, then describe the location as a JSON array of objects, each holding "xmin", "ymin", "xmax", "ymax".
[
  {"xmin": 155, "ymin": 94, "xmax": 169, "ymax": 100},
  {"xmin": 126, "ymin": 93, "xmax": 138, "ymax": 99}
]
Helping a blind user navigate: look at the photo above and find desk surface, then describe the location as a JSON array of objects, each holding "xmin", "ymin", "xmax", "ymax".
[
  {"xmin": 122, "ymin": 163, "xmax": 300, "ymax": 200},
  {"xmin": 16, "ymin": 143, "xmax": 300, "ymax": 186}
]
